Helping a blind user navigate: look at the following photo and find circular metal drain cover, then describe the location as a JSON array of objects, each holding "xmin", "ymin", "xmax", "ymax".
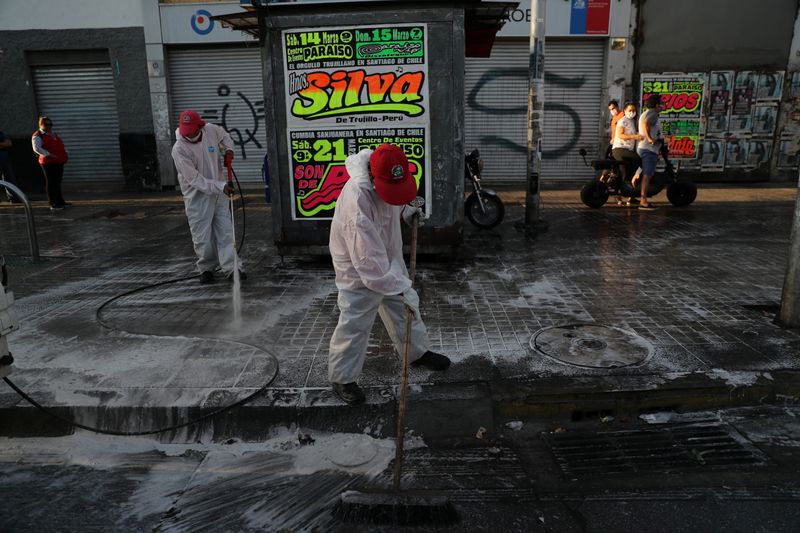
[
  {"xmin": 326, "ymin": 436, "xmax": 379, "ymax": 467},
  {"xmin": 531, "ymin": 324, "xmax": 653, "ymax": 369}
]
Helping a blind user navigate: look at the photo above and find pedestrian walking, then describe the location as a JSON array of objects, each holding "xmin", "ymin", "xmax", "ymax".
[
  {"xmin": 327, "ymin": 144, "xmax": 451, "ymax": 405},
  {"xmin": 634, "ymin": 94, "xmax": 663, "ymax": 210},
  {"xmin": 31, "ymin": 116, "xmax": 69, "ymax": 210},
  {"xmin": 171, "ymin": 109, "xmax": 245, "ymax": 284}
]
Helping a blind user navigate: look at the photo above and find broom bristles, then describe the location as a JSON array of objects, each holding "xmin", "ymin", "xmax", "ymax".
[{"xmin": 334, "ymin": 489, "xmax": 458, "ymax": 526}]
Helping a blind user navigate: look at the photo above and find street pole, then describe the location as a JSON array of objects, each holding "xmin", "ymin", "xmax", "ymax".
[
  {"xmin": 779, "ymin": 171, "xmax": 800, "ymax": 327},
  {"xmin": 524, "ymin": 0, "xmax": 547, "ymax": 234}
]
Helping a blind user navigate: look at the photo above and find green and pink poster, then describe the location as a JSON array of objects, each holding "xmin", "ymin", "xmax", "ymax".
[{"xmin": 282, "ymin": 24, "xmax": 430, "ymax": 220}]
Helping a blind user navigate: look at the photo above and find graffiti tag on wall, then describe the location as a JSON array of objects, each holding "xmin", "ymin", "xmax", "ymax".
[
  {"xmin": 199, "ymin": 84, "xmax": 265, "ymax": 160},
  {"xmin": 467, "ymin": 68, "xmax": 586, "ymax": 158}
]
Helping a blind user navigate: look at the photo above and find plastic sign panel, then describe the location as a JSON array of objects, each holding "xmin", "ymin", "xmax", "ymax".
[
  {"xmin": 283, "ymin": 24, "xmax": 430, "ymax": 220},
  {"xmin": 288, "ymin": 127, "xmax": 426, "ymax": 219},
  {"xmin": 641, "ymin": 74, "xmax": 706, "ymax": 159}
]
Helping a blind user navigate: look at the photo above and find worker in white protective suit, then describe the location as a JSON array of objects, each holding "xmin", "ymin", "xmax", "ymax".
[
  {"xmin": 328, "ymin": 144, "xmax": 451, "ymax": 405},
  {"xmin": 171, "ymin": 109, "xmax": 245, "ymax": 284}
]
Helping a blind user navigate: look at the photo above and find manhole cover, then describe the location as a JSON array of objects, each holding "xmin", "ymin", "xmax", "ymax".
[
  {"xmin": 326, "ymin": 436, "xmax": 378, "ymax": 467},
  {"xmin": 531, "ymin": 323, "xmax": 653, "ymax": 369}
]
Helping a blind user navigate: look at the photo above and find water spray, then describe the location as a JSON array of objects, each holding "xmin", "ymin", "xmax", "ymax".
[{"xmin": 226, "ymin": 150, "xmax": 242, "ymax": 323}]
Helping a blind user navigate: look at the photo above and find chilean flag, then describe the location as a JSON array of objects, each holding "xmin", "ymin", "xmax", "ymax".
[{"xmin": 570, "ymin": 0, "xmax": 611, "ymax": 35}]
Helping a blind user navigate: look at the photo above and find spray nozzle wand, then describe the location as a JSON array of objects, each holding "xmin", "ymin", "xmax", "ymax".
[{"xmin": 225, "ymin": 150, "xmax": 234, "ymax": 184}]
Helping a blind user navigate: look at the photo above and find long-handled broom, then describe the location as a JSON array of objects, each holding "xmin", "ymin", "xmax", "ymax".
[{"xmin": 335, "ymin": 198, "xmax": 457, "ymax": 526}]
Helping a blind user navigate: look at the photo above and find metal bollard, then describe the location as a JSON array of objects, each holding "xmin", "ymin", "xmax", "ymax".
[{"xmin": 0, "ymin": 180, "xmax": 40, "ymax": 263}]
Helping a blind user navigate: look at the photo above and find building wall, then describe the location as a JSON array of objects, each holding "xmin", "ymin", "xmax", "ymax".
[
  {"xmin": 636, "ymin": 0, "xmax": 800, "ymax": 181},
  {"xmin": 0, "ymin": 0, "xmax": 144, "ymax": 30},
  {"xmin": 637, "ymin": 0, "xmax": 797, "ymax": 71},
  {"xmin": 0, "ymin": 27, "xmax": 158, "ymax": 191},
  {"xmin": 471, "ymin": 0, "xmax": 634, "ymax": 182}
]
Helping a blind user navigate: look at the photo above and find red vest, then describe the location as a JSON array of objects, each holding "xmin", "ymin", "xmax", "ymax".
[{"xmin": 32, "ymin": 130, "xmax": 68, "ymax": 165}]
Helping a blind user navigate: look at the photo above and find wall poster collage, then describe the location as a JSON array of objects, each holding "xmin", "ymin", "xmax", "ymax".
[
  {"xmin": 282, "ymin": 24, "xmax": 430, "ymax": 220},
  {"xmin": 777, "ymin": 71, "xmax": 800, "ymax": 169},
  {"xmin": 642, "ymin": 69, "xmax": 794, "ymax": 172},
  {"xmin": 700, "ymin": 69, "xmax": 785, "ymax": 172}
]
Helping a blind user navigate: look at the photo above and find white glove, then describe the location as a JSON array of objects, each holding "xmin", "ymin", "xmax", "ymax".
[
  {"xmin": 401, "ymin": 205, "xmax": 426, "ymax": 227},
  {"xmin": 401, "ymin": 287, "xmax": 421, "ymax": 321}
]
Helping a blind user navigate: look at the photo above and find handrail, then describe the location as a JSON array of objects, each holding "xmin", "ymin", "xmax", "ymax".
[{"xmin": 0, "ymin": 180, "xmax": 40, "ymax": 263}]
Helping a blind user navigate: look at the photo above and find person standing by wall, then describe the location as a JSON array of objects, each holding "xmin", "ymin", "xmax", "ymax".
[
  {"xmin": 171, "ymin": 109, "xmax": 245, "ymax": 284},
  {"xmin": 31, "ymin": 116, "xmax": 69, "ymax": 211},
  {"xmin": 0, "ymin": 128, "xmax": 17, "ymax": 202},
  {"xmin": 634, "ymin": 95, "xmax": 662, "ymax": 210}
]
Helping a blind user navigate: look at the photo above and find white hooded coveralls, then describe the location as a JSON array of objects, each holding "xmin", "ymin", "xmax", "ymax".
[
  {"xmin": 171, "ymin": 123, "xmax": 241, "ymax": 275},
  {"xmin": 328, "ymin": 149, "xmax": 429, "ymax": 384}
]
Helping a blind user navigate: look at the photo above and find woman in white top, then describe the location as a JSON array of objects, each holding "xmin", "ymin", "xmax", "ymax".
[{"xmin": 611, "ymin": 102, "xmax": 644, "ymax": 184}]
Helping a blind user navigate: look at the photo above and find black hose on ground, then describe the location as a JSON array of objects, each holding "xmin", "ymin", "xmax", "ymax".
[{"xmin": 2, "ymin": 184, "xmax": 279, "ymax": 437}]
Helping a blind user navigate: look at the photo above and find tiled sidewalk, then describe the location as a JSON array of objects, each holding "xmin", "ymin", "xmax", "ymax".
[{"xmin": 1, "ymin": 187, "xmax": 799, "ymax": 418}]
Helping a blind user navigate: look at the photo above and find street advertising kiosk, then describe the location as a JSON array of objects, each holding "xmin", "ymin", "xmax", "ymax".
[{"xmin": 217, "ymin": 1, "xmax": 515, "ymax": 253}]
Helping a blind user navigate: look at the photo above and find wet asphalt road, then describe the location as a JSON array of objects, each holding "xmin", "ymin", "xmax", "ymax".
[{"xmin": 2, "ymin": 405, "xmax": 800, "ymax": 532}]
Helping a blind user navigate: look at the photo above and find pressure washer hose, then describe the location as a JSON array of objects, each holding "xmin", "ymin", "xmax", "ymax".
[{"xmin": 2, "ymin": 168, "xmax": 277, "ymax": 437}]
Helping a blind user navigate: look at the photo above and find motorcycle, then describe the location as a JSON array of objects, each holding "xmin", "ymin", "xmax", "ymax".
[
  {"xmin": 464, "ymin": 149, "xmax": 504, "ymax": 228},
  {"xmin": 578, "ymin": 143, "xmax": 697, "ymax": 208}
]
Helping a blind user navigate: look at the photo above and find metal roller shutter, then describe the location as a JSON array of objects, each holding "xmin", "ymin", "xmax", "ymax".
[
  {"xmin": 465, "ymin": 40, "xmax": 605, "ymax": 183},
  {"xmin": 168, "ymin": 47, "xmax": 267, "ymax": 183},
  {"xmin": 32, "ymin": 65, "xmax": 124, "ymax": 183}
]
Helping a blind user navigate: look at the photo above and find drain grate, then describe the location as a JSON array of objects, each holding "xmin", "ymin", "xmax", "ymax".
[{"xmin": 543, "ymin": 423, "xmax": 768, "ymax": 480}]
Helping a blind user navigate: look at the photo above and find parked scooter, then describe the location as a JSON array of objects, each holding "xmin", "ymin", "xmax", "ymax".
[
  {"xmin": 578, "ymin": 143, "xmax": 697, "ymax": 208},
  {"xmin": 464, "ymin": 149, "xmax": 504, "ymax": 228}
]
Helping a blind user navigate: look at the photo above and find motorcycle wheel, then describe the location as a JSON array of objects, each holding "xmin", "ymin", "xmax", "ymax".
[
  {"xmin": 666, "ymin": 182, "xmax": 697, "ymax": 207},
  {"xmin": 465, "ymin": 191, "xmax": 505, "ymax": 229},
  {"xmin": 580, "ymin": 180, "xmax": 609, "ymax": 208}
]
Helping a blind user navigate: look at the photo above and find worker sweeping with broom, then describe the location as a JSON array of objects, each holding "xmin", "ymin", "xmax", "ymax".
[{"xmin": 327, "ymin": 144, "xmax": 451, "ymax": 405}]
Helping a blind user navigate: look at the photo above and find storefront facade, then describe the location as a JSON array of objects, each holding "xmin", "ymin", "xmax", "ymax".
[
  {"xmin": 2, "ymin": 0, "xmax": 799, "ymax": 192},
  {"xmin": 0, "ymin": 0, "xmax": 157, "ymax": 191},
  {"xmin": 466, "ymin": 0, "xmax": 633, "ymax": 183}
]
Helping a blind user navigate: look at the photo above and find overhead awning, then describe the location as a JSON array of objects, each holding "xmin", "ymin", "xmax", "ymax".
[
  {"xmin": 213, "ymin": 0, "xmax": 519, "ymax": 57},
  {"xmin": 463, "ymin": 1, "xmax": 520, "ymax": 57}
]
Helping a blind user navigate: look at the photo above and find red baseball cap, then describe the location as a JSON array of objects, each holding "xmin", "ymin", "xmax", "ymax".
[
  {"xmin": 179, "ymin": 109, "xmax": 206, "ymax": 137},
  {"xmin": 369, "ymin": 144, "xmax": 417, "ymax": 206}
]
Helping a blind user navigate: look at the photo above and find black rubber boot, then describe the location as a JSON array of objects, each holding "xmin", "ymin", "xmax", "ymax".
[
  {"xmin": 332, "ymin": 382, "xmax": 366, "ymax": 405},
  {"xmin": 411, "ymin": 351, "xmax": 451, "ymax": 371}
]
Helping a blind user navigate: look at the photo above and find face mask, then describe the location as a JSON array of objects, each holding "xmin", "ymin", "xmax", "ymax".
[
  {"xmin": 625, "ymin": 111, "xmax": 636, "ymax": 119},
  {"xmin": 186, "ymin": 130, "xmax": 202, "ymax": 142}
]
